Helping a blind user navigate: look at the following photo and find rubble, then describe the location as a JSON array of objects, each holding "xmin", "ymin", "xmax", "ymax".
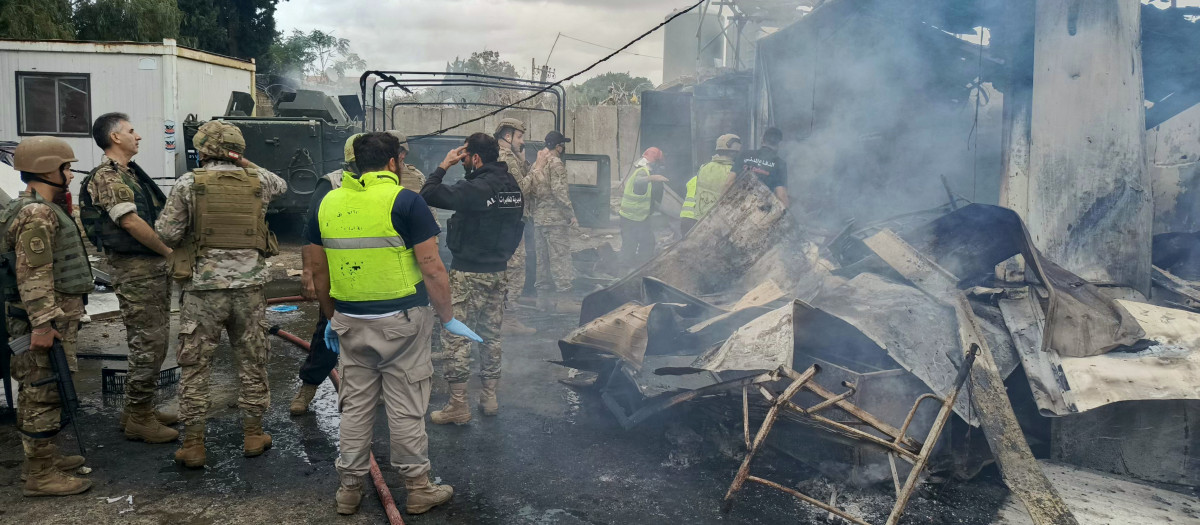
[{"xmin": 558, "ymin": 175, "xmax": 1200, "ymax": 522}]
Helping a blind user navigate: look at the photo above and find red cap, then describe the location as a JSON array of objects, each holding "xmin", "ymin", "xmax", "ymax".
[{"xmin": 643, "ymin": 147, "xmax": 664, "ymax": 164}]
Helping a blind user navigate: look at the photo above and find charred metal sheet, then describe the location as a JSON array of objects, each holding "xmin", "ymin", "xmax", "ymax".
[
  {"xmin": 558, "ymin": 302, "xmax": 653, "ymax": 371},
  {"xmin": 997, "ymin": 290, "xmax": 1076, "ymax": 416},
  {"xmin": 579, "ymin": 173, "xmax": 827, "ymax": 324},
  {"xmin": 691, "ymin": 302, "xmax": 796, "ymax": 372}
]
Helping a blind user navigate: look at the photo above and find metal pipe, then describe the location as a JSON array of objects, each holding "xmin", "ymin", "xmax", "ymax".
[
  {"xmin": 376, "ymin": 80, "xmax": 564, "ymax": 132},
  {"xmin": 363, "ymin": 71, "xmax": 566, "ymax": 132},
  {"xmin": 270, "ymin": 327, "xmax": 406, "ymax": 525}
]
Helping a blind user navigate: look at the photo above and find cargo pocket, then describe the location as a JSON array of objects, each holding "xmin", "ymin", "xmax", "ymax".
[
  {"xmin": 404, "ymin": 359, "xmax": 434, "ymax": 384},
  {"xmin": 176, "ymin": 320, "xmax": 201, "ymax": 366}
]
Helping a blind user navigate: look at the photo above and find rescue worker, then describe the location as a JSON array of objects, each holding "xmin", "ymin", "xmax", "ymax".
[
  {"xmin": 1, "ymin": 136, "xmax": 94, "ymax": 496},
  {"xmin": 156, "ymin": 121, "xmax": 286, "ymax": 468},
  {"xmin": 291, "ymin": 131, "xmax": 427, "ymax": 417},
  {"xmin": 309, "ymin": 132, "xmax": 471, "ymax": 515},
  {"xmin": 737, "ymin": 127, "xmax": 789, "ymax": 208},
  {"xmin": 78, "ymin": 113, "xmax": 178, "ymax": 443},
  {"xmin": 420, "ymin": 133, "xmax": 525, "ymax": 424},
  {"xmin": 529, "ymin": 130, "xmax": 577, "ymax": 307},
  {"xmin": 494, "ymin": 118, "xmax": 537, "ymax": 335},
  {"xmin": 680, "ymin": 134, "xmax": 741, "ymax": 236},
  {"xmin": 618, "ymin": 147, "xmax": 670, "ymax": 269}
]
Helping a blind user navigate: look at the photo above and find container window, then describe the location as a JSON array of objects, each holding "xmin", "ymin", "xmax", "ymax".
[{"xmin": 17, "ymin": 73, "xmax": 91, "ymax": 136}]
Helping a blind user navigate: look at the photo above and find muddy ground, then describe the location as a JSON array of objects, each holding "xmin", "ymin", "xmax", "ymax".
[{"xmin": 0, "ymin": 234, "xmax": 1022, "ymax": 524}]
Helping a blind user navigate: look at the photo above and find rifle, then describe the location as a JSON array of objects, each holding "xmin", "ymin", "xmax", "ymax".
[{"xmin": 29, "ymin": 339, "xmax": 85, "ymax": 454}]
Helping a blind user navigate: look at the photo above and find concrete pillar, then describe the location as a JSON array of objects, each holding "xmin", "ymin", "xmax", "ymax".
[{"xmin": 1027, "ymin": 0, "xmax": 1152, "ymax": 293}]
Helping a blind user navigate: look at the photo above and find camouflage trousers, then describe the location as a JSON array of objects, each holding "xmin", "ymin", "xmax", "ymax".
[
  {"xmin": 176, "ymin": 286, "xmax": 270, "ymax": 425},
  {"xmin": 535, "ymin": 224, "xmax": 574, "ymax": 293},
  {"xmin": 505, "ymin": 231, "xmax": 527, "ymax": 303},
  {"xmin": 443, "ymin": 270, "xmax": 506, "ymax": 384},
  {"xmin": 9, "ymin": 314, "xmax": 80, "ymax": 436},
  {"xmin": 115, "ymin": 268, "xmax": 172, "ymax": 407}
]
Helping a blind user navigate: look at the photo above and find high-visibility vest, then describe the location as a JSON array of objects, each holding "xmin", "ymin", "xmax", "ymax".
[
  {"xmin": 619, "ymin": 166, "xmax": 652, "ymax": 222},
  {"xmin": 318, "ymin": 171, "xmax": 423, "ymax": 303},
  {"xmin": 680, "ymin": 158, "xmax": 731, "ymax": 221}
]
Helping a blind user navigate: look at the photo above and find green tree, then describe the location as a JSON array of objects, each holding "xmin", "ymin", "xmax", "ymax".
[
  {"xmin": 178, "ymin": 0, "xmax": 280, "ymax": 63},
  {"xmin": 0, "ymin": 0, "xmax": 75, "ymax": 39},
  {"xmin": 446, "ymin": 50, "xmax": 520, "ymax": 78},
  {"xmin": 568, "ymin": 72, "xmax": 654, "ymax": 107},
  {"xmin": 74, "ymin": 0, "xmax": 181, "ymax": 42},
  {"xmin": 263, "ymin": 29, "xmax": 364, "ymax": 79}
]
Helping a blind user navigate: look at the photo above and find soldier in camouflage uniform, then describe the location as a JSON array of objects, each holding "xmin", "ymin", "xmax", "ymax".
[
  {"xmin": 494, "ymin": 119, "xmax": 537, "ymax": 335},
  {"xmin": 156, "ymin": 121, "xmax": 287, "ymax": 468},
  {"xmin": 1, "ymin": 136, "xmax": 94, "ymax": 497},
  {"xmin": 292, "ymin": 131, "xmax": 431, "ymax": 416},
  {"xmin": 420, "ymin": 133, "xmax": 525, "ymax": 424},
  {"xmin": 530, "ymin": 131, "xmax": 577, "ymax": 304},
  {"xmin": 78, "ymin": 113, "xmax": 179, "ymax": 444}
]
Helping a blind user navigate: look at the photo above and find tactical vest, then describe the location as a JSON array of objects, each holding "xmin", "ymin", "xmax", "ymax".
[
  {"xmin": 190, "ymin": 168, "xmax": 276, "ymax": 255},
  {"xmin": 318, "ymin": 171, "xmax": 423, "ymax": 303},
  {"xmin": 680, "ymin": 158, "xmax": 732, "ymax": 221},
  {"xmin": 0, "ymin": 194, "xmax": 94, "ymax": 297},
  {"xmin": 79, "ymin": 160, "xmax": 166, "ymax": 255},
  {"xmin": 619, "ymin": 166, "xmax": 653, "ymax": 222}
]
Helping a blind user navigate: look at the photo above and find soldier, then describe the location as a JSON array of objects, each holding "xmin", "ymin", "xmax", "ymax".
[
  {"xmin": 78, "ymin": 113, "xmax": 178, "ymax": 444},
  {"xmin": 292, "ymin": 131, "xmax": 429, "ymax": 416},
  {"xmin": 1, "ymin": 136, "xmax": 94, "ymax": 496},
  {"xmin": 156, "ymin": 121, "xmax": 286, "ymax": 468},
  {"xmin": 529, "ymin": 131, "xmax": 577, "ymax": 307},
  {"xmin": 494, "ymin": 118, "xmax": 537, "ymax": 335},
  {"xmin": 421, "ymin": 133, "xmax": 525, "ymax": 424}
]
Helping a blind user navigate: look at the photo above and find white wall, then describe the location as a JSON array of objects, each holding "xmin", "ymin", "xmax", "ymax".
[{"xmin": 0, "ymin": 50, "xmax": 166, "ymax": 197}]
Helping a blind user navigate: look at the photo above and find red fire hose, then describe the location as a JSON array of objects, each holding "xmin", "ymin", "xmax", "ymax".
[
  {"xmin": 266, "ymin": 295, "xmax": 308, "ymax": 305},
  {"xmin": 270, "ymin": 326, "xmax": 406, "ymax": 525}
]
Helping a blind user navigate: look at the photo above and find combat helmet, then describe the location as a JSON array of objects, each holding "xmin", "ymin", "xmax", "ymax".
[
  {"xmin": 13, "ymin": 136, "xmax": 78, "ymax": 173},
  {"xmin": 495, "ymin": 118, "xmax": 526, "ymax": 135},
  {"xmin": 193, "ymin": 121, "xmax": 246, "ymax": 161}
]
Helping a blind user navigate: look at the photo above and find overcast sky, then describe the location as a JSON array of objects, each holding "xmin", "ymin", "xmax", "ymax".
[{"xmin": 275, "ymin": 0, "xmax": 692, "ymax": 86}]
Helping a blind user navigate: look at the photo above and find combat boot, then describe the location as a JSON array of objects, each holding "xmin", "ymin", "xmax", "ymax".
[
  {"xmin": 174, "ymin": 423, "xmax": 206, "ymax": 469},
  {"xmin": 20, "ymin": 443, "xmax": 85, "ymax": 482},
  {"xmin": 125, "ymin": 404, "xmax": 180, "ymax": 443},
  {"xmin": 404, "ymin": 473, "xmax": 454, "ymax": 514},
  {"xmin": 23, "ymin": 440, "xmax": 92, "ymax": 497},
  {"xmin": 479, "ymin": 379, "xmax": 500, "ymax": 416},
  {"xmin": 243, "ymin": 416, "xmax": 273, "ymax": 457},
  {"xmin": 290, "ymin": 383, "xmax": 319, "ymax": 416},
  {"xmin": 429, "ymin": 383, "xmax": 471, "ymax": 425},
  {"xmin": 335, "ymin": 473, "xmax": 364, "ymax": 515},
  {"xmin": 502, "ymin": 317, "xmax": 537, "ymax": 336},
  {"xmin": 119, "ymin": 408, "xmax": 179, "ymax": 430}
]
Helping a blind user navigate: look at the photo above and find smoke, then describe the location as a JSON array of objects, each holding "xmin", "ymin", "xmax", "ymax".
[{"xmin": 757, "ymin": 3, "xmax": 1006, "ymax": 231}]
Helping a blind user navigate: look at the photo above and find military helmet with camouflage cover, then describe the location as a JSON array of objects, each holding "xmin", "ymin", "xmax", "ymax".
[
  {"xmin": 193, "ymin": 120, "xmax": 247, "ymax": 161},
  {"xmin": 495, "ymin": 117, "xmax": 526, "ymax": 135},
  {"xmin": 13, "ymin": 136, "xmax": 78, "ymax": 173}
]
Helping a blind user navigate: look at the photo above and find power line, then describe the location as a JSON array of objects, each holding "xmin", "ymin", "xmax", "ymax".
[
  {"xmin": 557, "ymin": 33, "xmax": 662, "ymax": 60},
  {"xmin": 408, "ymin": 0, "xmax": 705, "ymax": 139}
]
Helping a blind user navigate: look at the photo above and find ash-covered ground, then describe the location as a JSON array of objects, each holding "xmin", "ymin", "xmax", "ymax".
[{"xmin": 0, "ymin": 235, "xmax": 1019, "ymax": 525}]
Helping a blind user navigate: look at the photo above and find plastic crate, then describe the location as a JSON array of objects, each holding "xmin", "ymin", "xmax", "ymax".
[{"xmin": 101, "ymin": 366, "xmax": 181, "ymax": 395}]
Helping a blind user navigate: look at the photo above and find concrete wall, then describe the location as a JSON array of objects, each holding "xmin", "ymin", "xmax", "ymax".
[
  {"xmin": 1026, "ymin": 0, "xmax": 1152, "ymax": 292},
  {"xmin": 1147, "ymin": 101, "xmax": 1200, "ymax": 234}
]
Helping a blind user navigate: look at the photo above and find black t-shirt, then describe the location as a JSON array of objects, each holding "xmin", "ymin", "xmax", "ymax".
[
  {"xmin": 306, "ymin": 176, "xmax": 442, "ymax": 315},
  {"xmin": 737, "ymin": 147, "xmax": 787, "ymax": 191}
]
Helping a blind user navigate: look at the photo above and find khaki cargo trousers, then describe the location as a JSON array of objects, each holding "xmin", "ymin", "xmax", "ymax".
[{"xmin": 331, "ymin": 306, "xmax": 435, "ymax": 480}]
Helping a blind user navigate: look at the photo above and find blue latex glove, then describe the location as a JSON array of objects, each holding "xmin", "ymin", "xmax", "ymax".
[
  {"xmin": 444, "ymin": 318, "xmax": 483, "ymax": 343},
  {"xmin": 324, "ymin": 322, "xmax": 340, "ymax": 354}
]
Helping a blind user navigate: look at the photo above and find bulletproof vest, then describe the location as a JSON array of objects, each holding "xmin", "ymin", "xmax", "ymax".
[
  {"xmin": 0, "ymin": 194, "xmax": 94, "ymax": 297},
  {"xmin": 191, "ymin": 168, "xmax": 275, "ymax": 255},
  {"xmin": 79, "ymin": 160, "xmax": 167, "ymax": 255},
  {"xmin": 444, "ymin": 162, "xmax": 525, "ymax": 264}
]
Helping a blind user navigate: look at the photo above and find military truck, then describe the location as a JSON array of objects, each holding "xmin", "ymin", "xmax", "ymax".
[{"xmin": 182, "ymin": 89, "xmax": 362, "ymax": 216}]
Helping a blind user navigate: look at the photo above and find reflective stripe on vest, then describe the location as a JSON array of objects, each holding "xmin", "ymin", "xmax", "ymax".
[
  {"xmin": 0, "ymin": 195, "xmax": 94, "ymax": 295},
  {"xmin": 619, "ymin": 166, "xmax": 652, "ymax": 222},
  {"xmin": 318, "ymin": 171, "xmax": 423, "ymax": 303},
  {"xmin": 681, "ymin": 160, "xmax": 729, "ymax": 221}
]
